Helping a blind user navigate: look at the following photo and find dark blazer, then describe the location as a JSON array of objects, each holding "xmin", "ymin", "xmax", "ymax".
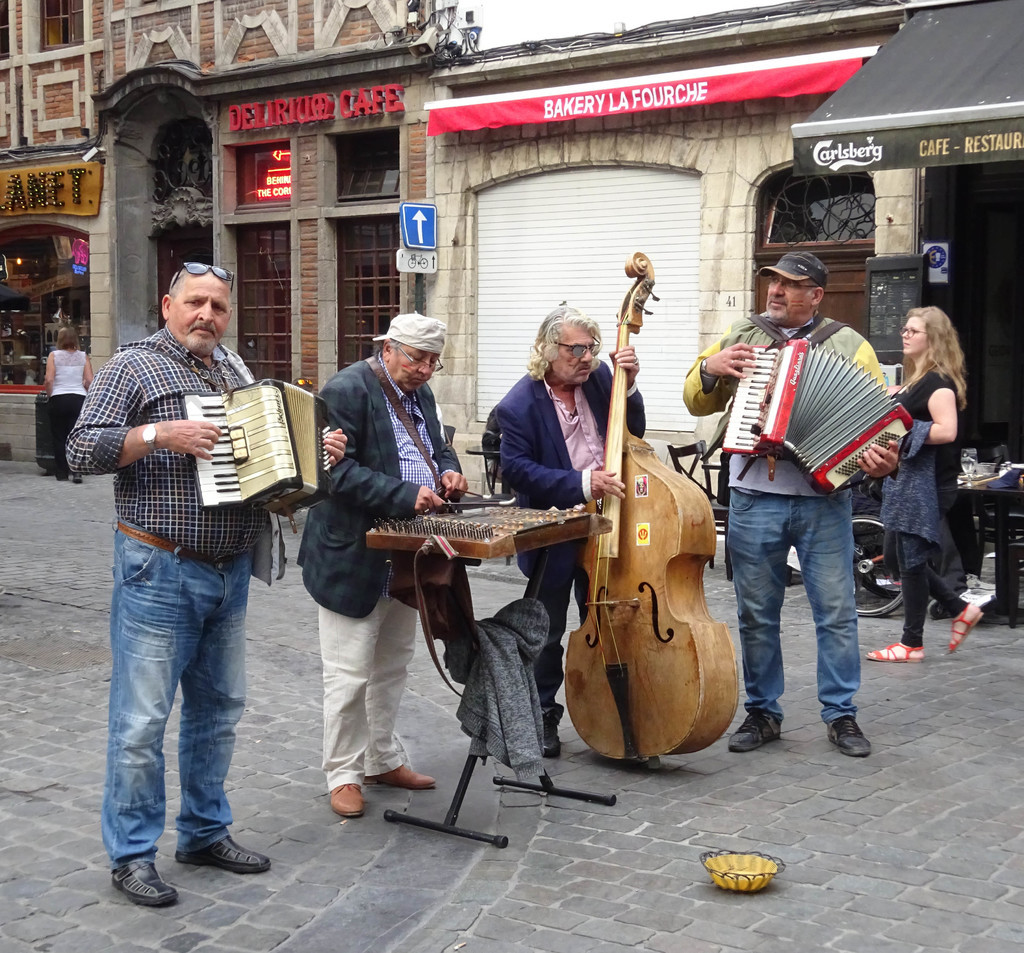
[
  {"xmin": 299, "ymin": 360, "xmax": 461, "ymax": 618},
  {"xmin": 495, "ymin": 362, "xmax": 645, "ymax": 585}
]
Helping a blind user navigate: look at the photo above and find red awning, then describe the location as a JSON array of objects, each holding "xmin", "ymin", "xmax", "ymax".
[{"xmin": 426, "ymin": 47, "xmax": 876, "ymax": 136}]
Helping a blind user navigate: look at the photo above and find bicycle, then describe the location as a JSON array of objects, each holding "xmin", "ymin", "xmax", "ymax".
[{"xmin": 852, "ymin": 514, "xmax": 903, "ymax": 617}]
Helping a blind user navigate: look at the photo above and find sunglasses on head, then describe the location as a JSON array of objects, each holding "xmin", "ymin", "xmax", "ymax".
[{"xmin": 178, "ymin": 262, "xmax": 234, "ymax": 288}]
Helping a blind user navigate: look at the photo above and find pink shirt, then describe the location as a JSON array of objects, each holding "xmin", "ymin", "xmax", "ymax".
[{"xmin": 544, "ymin": 380, "xmax": 604, "ymax": 472}]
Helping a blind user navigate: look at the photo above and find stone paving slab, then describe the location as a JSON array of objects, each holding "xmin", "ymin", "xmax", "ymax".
[{"xmin": 3, "ymin": 460, "xmax": 1024, "ymax": 952}]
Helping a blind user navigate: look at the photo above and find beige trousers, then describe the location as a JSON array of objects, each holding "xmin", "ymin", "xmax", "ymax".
[{"xmin": 318, "ymin": 597, "xmax": 417, "ymax": 790}]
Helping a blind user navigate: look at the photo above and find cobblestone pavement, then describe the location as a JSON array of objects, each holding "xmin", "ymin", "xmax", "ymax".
[{"xmin": 2, "ymin": 459, "xmax": 1024, "ymax": 953}]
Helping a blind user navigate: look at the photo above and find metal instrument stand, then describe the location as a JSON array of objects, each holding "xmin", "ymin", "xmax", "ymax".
[{"xmin": 383, "ymin": 549, "xmax": 616, "ymax": 847}]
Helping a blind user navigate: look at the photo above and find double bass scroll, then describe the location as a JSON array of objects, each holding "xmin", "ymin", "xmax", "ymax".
[{"xmin": 564, "ymin": 253, "xmax": 738, "ymax": 760}]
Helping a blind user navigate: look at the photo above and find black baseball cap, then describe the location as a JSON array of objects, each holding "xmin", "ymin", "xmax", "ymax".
[{"xmin": 759, "ymin": 252, "xmax": 829, "ymax": 289}]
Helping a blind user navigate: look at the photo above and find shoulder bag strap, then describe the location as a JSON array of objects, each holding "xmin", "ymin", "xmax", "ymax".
[
  {"xmin": 746, "ymin": 312, "xmax": 790, "ymax": 346},
  {"xmin": 367, "ymin": 356, "xmax": 440, "ymax": 486},
  {"xmin": 806, "ymin": 318, "xmax": 847, "ymax": 346},
  {"xmin": 414, "ymin": 544, "xmax": 465, "ymax": 697}
]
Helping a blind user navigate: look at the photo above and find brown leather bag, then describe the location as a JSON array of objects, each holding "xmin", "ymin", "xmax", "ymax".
[{"xmin": 389, "ymin": 543, "xmax": 479, "ymax": 688}]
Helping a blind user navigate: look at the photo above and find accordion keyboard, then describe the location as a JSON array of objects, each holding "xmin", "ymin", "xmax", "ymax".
[
  {"xmin": 722, "ymin": 346, "xmax": 775, "ymax": 453},
  {"xmin": 184, "ymin": 393, "xmax": 245, "ymax": 504}
]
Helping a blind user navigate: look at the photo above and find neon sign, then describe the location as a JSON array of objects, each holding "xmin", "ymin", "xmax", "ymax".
[{"xmin": 254, "ymin": 149, "xmax": 292, "ymax": 203}]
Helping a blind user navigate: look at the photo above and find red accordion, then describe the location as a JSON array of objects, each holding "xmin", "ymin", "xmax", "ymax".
[{"xmin": 722, "ymin": 339, "xmax": 910, "ymax": 493}]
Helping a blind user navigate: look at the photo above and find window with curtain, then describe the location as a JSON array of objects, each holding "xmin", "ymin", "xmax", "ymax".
[
  {"xmin": 236, "ymin": 225, "xmax": 292, "ymax": 381},
  {"xmin": 42, "ymin": 0, "xmax": 84, "ymax": 48}
]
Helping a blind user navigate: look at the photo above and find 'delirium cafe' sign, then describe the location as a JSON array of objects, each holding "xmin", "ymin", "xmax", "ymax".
[{"xmin": 794, "ymin": 116, "xmax": 1024, "ymax": 175}]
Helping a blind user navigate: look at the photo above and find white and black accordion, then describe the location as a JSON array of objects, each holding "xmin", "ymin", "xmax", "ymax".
[
  {"xmin": 722, "ymin": 339, "xmax": 911, "ymax": 493},
  {"xmin": 183, "ymin": 380, "xmax": 330, "ymax": 513}
]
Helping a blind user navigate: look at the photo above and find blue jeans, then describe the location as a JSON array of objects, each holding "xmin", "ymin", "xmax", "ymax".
[
  {"xmin": 728, "ymin": 489, "xmax": 859, "ymax": 725},
  {"xmin": 102, "ymin": 533, "xmax": 252, "ymax": 868}
]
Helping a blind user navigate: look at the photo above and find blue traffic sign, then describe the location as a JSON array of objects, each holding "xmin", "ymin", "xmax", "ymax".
[{"xmin": 399, "ymin": 202, "xmax": 437, "ymax": 250}]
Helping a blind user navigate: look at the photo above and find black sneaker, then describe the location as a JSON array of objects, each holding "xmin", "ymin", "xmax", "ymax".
[
  {"xmin": 827, "ymin": 715, "xmax": 871, "ymax": 757},
  {"xmin": 727, "ymin": 710, "xmax": 781, "ymax": 752},
  {"xmin": 929, "ymin": 599, "xmax": 953, "ymax": 621},
  {"xmin": 541, "ymin": 711, "xmax": 561, "ymax": 758}
]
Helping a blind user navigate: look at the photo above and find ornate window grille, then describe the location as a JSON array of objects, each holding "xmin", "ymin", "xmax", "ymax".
[
  {"xmin": 153, "ymin": 119, "xmax": 213, "ymax": 204},
  {"xmin": 762, "ymin": 171, "xmax": 875, "ymax": 246}
]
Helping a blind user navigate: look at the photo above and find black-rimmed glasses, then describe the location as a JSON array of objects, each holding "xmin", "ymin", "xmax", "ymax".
[
  {"xmin": 558, "ymin": 342, "xmax": 600, "ymax": 359},
  {"xmin": 395, "ymin": 342, "xmax": 443, "ymax": 372},
  {"xmin": 178, "ymin": 262, "xmax": 234, "ymax": 288}
]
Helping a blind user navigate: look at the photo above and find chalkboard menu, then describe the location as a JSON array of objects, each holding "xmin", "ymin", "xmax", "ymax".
[{"xmin": 865, "ymin": 254, "xmax": 925, "ymax": 363}]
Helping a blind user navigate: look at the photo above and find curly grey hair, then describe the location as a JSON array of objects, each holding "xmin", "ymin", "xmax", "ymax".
[{"xmin": 527, "ymin": 305, "xmax": 602, "ymax": 381}]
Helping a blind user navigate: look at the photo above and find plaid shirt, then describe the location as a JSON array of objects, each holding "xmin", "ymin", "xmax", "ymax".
[
  {"xmin": 67, "ymin": 328, "xmax": 267, "ymax": 558},
  {"xmin": 379, "ymin": 358, "xmax": 440, "ymax": 491}
]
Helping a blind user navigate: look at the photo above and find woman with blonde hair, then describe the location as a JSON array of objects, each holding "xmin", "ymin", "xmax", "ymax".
[
  {"xmin": 45, "ymin": 324, "xmax": 93, "ymax": 483},
  {"xmin": 866, "ymin": 306, "xmax": 981, "ymax": 662}
]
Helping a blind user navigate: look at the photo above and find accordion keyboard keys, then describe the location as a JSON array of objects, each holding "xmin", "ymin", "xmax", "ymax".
[
  {"xmin": 722, "ymin": 346, "xmax": 775, "ymax": 452},
  {"xmin": 183, "ymin": 393, "xmax": 244, "ymax": 504}
]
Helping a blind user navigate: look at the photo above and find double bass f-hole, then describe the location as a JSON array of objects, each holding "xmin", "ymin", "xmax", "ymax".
[{"xmin": 638, "ymin": 581, "xmax": 673, "ymax": 643}]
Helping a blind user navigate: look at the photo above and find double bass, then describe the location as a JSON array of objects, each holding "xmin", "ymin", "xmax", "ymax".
[{"xmin": 564, "ymin": 252, "xmax": 738, "ymax": 759}]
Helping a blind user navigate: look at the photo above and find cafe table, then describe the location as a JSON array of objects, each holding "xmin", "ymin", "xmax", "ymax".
[{"xmin": 957, "ymin": 473, "xmax": 1024, "ymax": 620}]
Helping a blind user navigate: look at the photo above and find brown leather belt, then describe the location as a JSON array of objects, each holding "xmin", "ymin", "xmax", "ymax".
[{"xmin": 117, "ymin": 521, "xmax": 231, "ymax": 566}]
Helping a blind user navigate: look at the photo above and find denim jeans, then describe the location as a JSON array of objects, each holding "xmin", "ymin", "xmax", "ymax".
[
  {"xmin": 728, "ymin": 488, "xmax": 859, "ymax": 725},
  {"xmin": 102, "ymin": 533, "xmax": 251, "ymax": 868}
]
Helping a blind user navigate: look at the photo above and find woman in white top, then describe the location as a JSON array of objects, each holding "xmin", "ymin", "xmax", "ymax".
[{"xmin": 45, "ymin": 325, "xmax": 93, "ymax": 482}]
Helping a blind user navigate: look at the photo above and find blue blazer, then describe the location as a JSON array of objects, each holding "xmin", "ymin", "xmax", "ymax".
[
  {"xmin": 495, "ymin": 362, "xmax": 645, "ymax": 585},
  {"xmin": 298, "ymin": 360, "xmax": 461, "ymax": 618}
]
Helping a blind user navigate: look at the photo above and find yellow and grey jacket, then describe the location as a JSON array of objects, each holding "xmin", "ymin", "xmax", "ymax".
[{"xmin": 683, "ymin": 313, "xmax": 883, "ymax": 450}]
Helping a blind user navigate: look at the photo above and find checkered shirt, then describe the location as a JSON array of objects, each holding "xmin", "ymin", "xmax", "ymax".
[
  {"xmin": 67, "ymin": 328, "xmax": 267, "ymax": 558},
  {"xmin": 378, "ymin": 358, "xmax": 440, "ymax": 491}
]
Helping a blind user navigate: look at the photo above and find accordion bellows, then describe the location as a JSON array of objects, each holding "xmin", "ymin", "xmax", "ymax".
[
  {"xmin": 184, "ymin": 380, "xmax": 330, "ymax": 512},
  {"xmin": 723, "ymin": 340, "xmax": 911, "ymax": 493}
]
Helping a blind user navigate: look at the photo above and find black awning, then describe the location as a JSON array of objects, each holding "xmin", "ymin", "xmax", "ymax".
[
  {"xmin": 793, "ymin": 0, "xmax": 1024, "ymax": 174},
  {"xmin": 0, "ymin": 284, "xmax": 30, "ymax": 311}
]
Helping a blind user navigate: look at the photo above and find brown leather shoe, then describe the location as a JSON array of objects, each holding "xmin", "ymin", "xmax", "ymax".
[
  {"xmin": 330, "ymin": 783, "xmax": 364, "ymax": 817},
  {"xmin": 364, "ymin": 765, "xmax": 435, "ymax": 790}
]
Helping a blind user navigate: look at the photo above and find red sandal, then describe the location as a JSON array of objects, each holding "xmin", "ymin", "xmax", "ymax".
[
  {"xmin": 949, "ymin": 604, "xmax": 983, "ymax": 653},
  {"xmin": 866, "ymin": 642, "xmax": 924, "ymax": 662}
]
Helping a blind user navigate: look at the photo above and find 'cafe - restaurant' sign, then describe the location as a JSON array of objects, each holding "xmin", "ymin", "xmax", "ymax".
[{"xmin": 229, "ymin": 84, "xmax": 405, "ymax": 132}]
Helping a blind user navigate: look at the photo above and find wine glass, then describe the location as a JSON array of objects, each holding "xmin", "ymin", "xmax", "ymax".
[{"xmin": 961, "ymin": 447, "xmax": 978, "ymax": 480}]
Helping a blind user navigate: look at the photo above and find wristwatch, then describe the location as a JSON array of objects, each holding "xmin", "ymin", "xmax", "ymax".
[
  {"xmin": 700, "ymin": 358, "xmax": 711, "ymax": 376},
  {"xmin": 142, "ymin": 424, "xmax": 157, "ymax": 449}
]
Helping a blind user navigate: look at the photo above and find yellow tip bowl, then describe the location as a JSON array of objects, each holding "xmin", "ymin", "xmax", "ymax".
[{"xmin": 700, "ymin": 850, "xmax": 786, "ymax": 893}]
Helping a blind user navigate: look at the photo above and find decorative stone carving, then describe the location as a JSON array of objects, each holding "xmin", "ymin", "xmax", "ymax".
[{"xmin": 151, "ymin": 187, "xmax": 213, "ymax": 234}]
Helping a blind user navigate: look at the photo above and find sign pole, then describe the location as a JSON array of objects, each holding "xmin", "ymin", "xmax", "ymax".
[{"xmin": 414, "ymin": 272, "xmax": 425, "ymax": 314}]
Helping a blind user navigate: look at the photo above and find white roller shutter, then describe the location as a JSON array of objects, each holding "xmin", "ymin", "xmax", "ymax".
[{"xmin": 477, "ymin": 166, "xmax": 700, "ymax": 433}]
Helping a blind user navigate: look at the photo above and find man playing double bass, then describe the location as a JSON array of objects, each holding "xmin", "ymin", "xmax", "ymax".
[{"xmin": 496, "ymin": 305, "xmax": 644, "ymax": 758}]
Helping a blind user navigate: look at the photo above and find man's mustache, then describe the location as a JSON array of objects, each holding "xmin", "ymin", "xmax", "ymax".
[{"xmin": 189, "ymin": 322, "xmax": 217, "ymax": 334}]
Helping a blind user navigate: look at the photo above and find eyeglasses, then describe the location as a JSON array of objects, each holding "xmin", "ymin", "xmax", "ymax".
[
  {"xmin": 394, "ymin": 342, "xmax": 443, "ymax": 372},
  {"xmin": 899, "ymin": 326, "xmax": 924, "ymax": 337},
  {"xmin": 558, "ymin": 342, "xmax": 601, "ymax": 359},
  {"xmin": 178, "ymin": 262, "xmax": 234, "ymax": 288}
]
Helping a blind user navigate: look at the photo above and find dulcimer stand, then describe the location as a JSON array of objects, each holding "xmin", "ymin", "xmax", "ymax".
[{"xmin": 367, "ymin": 508, "xmax": 616, "ymax": 848}]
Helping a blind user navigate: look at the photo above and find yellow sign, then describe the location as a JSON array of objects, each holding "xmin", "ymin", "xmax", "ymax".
[
  {"xmin": 636, "ymin": 523, "xmax": 651, "ymax": 546},
  {"xmin": 0, "ymin": 162, "xmax": 103, "ymax": 217}
]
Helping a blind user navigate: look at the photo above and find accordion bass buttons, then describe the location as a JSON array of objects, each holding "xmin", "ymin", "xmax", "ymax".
[{"xmin": 228, "ymin": 425, "xmax": 250, "ymax": 464}]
